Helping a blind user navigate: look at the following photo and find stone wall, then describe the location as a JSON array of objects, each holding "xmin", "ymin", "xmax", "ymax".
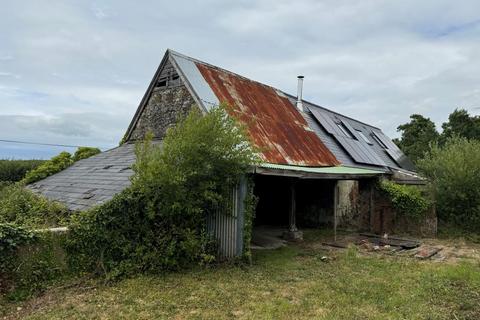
[
  {"xmin": 129, "ymin": 84, "xmax": 198, "ymax": 141},
  {"xmin": 336, "ymin": 179, "xmax": 437, "ymax": 236},
  {"xmin": 336, "ymin": 180, "xmax": 360, "ymax": 229},
  {"xmin": 355, "ymin": 181, "xmax": 437, "ymax": 236}
]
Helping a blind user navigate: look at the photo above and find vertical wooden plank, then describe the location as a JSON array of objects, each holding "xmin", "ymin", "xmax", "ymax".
[{"xmin": 334, "ymin": 181, "xmax": 339, "ymax": 242}]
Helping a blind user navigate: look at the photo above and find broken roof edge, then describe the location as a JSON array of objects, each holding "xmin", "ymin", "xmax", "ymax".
[{"xmin": 255, "ymin": 163, "xmax": 387, "ymax": 179}]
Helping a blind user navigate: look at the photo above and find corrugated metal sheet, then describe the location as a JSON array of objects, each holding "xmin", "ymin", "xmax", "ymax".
[
  {"xmin": 206, "ymin": 181, "xmax": 245, "ymax": 258},
  {"xmin": 195, "ymin": 63, "xmax": 339, "ymax": 167},
  {"xmin": 259, "ymin": 163, "xmax": 385, "ymax": 175}
]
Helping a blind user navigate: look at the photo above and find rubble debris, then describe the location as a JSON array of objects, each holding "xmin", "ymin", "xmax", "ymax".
[
  {"xmin": 414, "ymin": 247, "xmax": 443, "ymax": 260},
  {"xmin": 322, "ymin": 242, "xmax": 347, "ymax": 249},
  {"xmin": 359, "ymin": 233, "xmax": 420, "ymax": 249}
]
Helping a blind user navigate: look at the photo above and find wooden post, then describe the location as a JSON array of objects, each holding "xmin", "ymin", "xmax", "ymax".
[
  {"xmin": 369, "ymin": 181, "xmax": 375, "ymax": 233},
  {"xmin": 283, "ymin": 179, "xmax": 302, "ymax": 241},
  {"xmin": 289, "ymin": 182, "xmax": 298, "ymax": 232},
  {"xmin": 333, "ymin": 181, "xmax": 338, "ymax": 242}
]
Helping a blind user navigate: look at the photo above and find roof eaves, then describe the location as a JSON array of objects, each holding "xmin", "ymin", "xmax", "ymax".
[{"xmin": 257, "ymin": 163, "xmax": 386, "ymax": 175}]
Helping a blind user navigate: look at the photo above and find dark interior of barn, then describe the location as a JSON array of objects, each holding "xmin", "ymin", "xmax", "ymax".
[{"xmin": 253, "ymin": 175, "xmax": 336, "ymax": 229}]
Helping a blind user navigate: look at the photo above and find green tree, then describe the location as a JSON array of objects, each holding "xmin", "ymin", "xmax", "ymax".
[
  {"xmin": 67, "ymin": 104, "xmax": 259, "ymax": 277},
  {"xmin": 441, "ymin": 108, "xmax": 480, "ymax": 143},
  {"xmin": 394, "ymin": 114, "xmax": 439, "ymax": 163},
  {"xmin": 417, "ymin": 137, "xmax": 480, "ymax": 230}
]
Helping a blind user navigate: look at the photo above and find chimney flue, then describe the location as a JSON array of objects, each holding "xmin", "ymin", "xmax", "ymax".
[{"xmin": 296, "ymin": 75, "xmax": 304, "ymax": 111}]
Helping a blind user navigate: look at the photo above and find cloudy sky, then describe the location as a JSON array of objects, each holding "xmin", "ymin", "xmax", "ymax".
[{"xmin": 1, "ymin": 0, "xmax": 480, "ymax": 159}]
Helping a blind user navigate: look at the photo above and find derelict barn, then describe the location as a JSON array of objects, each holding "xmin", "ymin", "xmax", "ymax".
[{"xmin": 29, "ymin": 50, "xmax": 431, "ymax": 258}]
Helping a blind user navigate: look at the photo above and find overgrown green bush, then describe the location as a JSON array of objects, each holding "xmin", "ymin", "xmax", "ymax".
[
  {"xmin": 0, "ymin": 184, "xmax": 69, "ymax": 228},
  {"xmin": 22, "ymin": 152, "xmax": 73, "ymax": 185},
  {"xmin": 418, "ymin": 137, "xmax": 480, "ymax": 230},
  {"xmin": 67, "ymin": 105, "xmax": 258, "ymax": 278},
  {"xmin": 378, "ymin": 180, "xmax": 430, "ymax": 219},
  {"xmin": 73, "ymin": 147, "xmax": 101, "ymax": 162},
  {"xmin": 0, "ymin": 226, "xmax": 68, "ymax": 300},
  {"xmin": 22, "ymin": 146, "xmax": 101, "ymax": 185},
  {"xmin": 0, "ymin": 224, "xmax": 36, "ymax": 293},
  {"xmin": 0, "ymin": 223, "xmax": 36, "ymax": 269},
  {"xmin": 0, "ymin": 160, "xmax": 45, "ymax": 182}
]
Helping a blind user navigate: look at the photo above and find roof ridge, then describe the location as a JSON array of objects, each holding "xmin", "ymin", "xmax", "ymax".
[
  {"xmin": 168, "ymin": 49, "xmax": 381, "ymax": 131},
  {"xmin": 168, "ymin": 49, "xmax": 283, "ymax": 91}
]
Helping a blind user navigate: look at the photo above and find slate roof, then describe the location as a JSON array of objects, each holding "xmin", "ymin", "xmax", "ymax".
[{"xmin": 28, "ymin": 143, "xmax": 138, "ymax": 211}]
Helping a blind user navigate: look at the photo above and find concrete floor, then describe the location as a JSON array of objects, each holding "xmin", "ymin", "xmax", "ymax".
[{"xmin": 251, "ymin": 226, "xmax": 288, "ymax": 250}]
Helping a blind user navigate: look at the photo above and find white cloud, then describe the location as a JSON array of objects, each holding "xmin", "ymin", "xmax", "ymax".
[{"xmin": 1, "ymin": 0, "xmax": 480, "ymax": 158}]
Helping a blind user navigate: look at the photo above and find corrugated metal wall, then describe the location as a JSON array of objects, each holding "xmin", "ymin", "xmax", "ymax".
[{"xmin": 206, "ymin": 179, "xmax": 246, "ymax": 258}]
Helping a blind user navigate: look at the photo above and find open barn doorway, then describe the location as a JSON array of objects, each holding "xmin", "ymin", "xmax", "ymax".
[{"xmin": 251, "ymin": 174, "xmax": 336, "ymax": 249}]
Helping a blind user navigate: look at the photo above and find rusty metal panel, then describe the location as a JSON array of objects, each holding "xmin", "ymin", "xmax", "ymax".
[
  {"xmin": 196, "ymin": 63, "xmax": 339, "ymax": 167},
  {"xmin": 206, "ymin": 185, "xmax": 243, "ymax": 258}
]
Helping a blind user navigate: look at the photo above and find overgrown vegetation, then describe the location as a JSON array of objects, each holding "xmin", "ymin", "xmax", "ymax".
[
  {"xmin": 22, "ymin": 146, "xmax": 101, "ymax": 185},
  {"xmin": 67, "ymin": 105, "xmax": 258, "ymax": 278},
  {"xmin": 418, "ymin": 137, "xmax": 480, "ymax": 230},
  {"xmin": 0, "ymin": 160, "xmax": 45, "ymax": 183},
  {"xmin": 242, "ymin": 177, "xmax": 258, "ymax": 262},
  {"xmin": 0, "ymin": 184, "xmax": 70, "ymax": 299},
  {"xmin": 73, "ymin": 147, "xmax": 101, "ymax": 162},
  {"xmin": 0, "ymin": 184, "xmax": 69, "ymax": 228},
  {"xmin": 22, "ymin": 152, "xmax": 73, "ymax": 185},
  {"xmin": 377, "ymin": 180, "xmax": 430, "ymax": 219},
  {"xmin": 0, "ymin": 225, "xmax": 68, "ymax": 300},
  {"xmin": 0, "ymin": 223, "xmax": 36, "ymax": 273}
]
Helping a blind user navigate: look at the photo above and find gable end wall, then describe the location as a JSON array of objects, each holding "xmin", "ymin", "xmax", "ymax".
[{"xmin": 128, "ymin": 59, "xmax": 199, "ymax": 141}]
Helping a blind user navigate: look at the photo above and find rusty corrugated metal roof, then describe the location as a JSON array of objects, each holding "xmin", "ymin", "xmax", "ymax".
[{"xmin": 196, "ymin": 63, "xmax": 339, "ymax": 167}]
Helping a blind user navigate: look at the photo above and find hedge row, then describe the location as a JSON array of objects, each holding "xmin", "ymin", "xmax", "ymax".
[{"xmin": 0, "ymin": 160, "xmax": 44, "ymax": 182}]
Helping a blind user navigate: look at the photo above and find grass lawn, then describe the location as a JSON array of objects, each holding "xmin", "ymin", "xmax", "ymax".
[{"xmin": 2, "ymin": 231, "xmax": 480, "ymax": 320}]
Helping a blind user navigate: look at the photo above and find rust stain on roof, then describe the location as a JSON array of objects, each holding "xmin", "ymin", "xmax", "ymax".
[{"xmin": 196, "ymin": 63, "xmax": 339, "ymax": 167}]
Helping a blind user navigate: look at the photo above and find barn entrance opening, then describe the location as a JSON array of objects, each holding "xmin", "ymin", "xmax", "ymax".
[{"xmin": 251, "ymin": 174, "xmax": 336, "ymax": 249}]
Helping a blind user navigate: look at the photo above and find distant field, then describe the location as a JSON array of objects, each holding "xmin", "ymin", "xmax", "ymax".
[
  {"xmin": 2, "ymin": 230, "xmax": 480, "ymax": 320},
  {"xmin": 0, "ymin": 159, "xmax": 45, "ymax": 182}
]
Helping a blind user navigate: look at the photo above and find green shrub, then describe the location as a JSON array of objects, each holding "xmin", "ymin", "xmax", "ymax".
[
  {"xmin": 0, "ymin": 181, "xmax": 12, "ymax": 192},
  {"xmin": 73, "ymin": 147, "xmax": 101, "ymax": 162},
  {"xmin": 378, "ymin": 180, "xmax": 430, "ymax": 219},
  {"xmin": 0, "ymin": 226, "xmax": 68, "ymax": 300},
  {"xmin": 22, "ymin": 152, "xmax": 73, "ymax": 185},
  {"xmin": 0, "ymin": 224, "xmax": 37, "ymax": 293},
  {"xmin": 0, "ymin": 184, "xmax": 69, "ymax": 228},
  {"xmin": 67, "ymin": 105, "xmax": 258, "ymax": 278},
  {"xmin": 0, "ymin": 160, "xmax": 45, "ymax": 182},
  {"xmin": 417, "ymin": 137, "xmax": 480, "ymax": 230},
  {"xmin": 0, "ymin": 223, "xmax": 36, "ymax": 268},
  {"xmin": 21, "ymin": 147, "xmax": 101, "ymax": 185}
]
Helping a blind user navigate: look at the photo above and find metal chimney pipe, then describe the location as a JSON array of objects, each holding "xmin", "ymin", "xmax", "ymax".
[{"xmin": 296, "ymin": 75, "xmax": 304, "ymax": 111}]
